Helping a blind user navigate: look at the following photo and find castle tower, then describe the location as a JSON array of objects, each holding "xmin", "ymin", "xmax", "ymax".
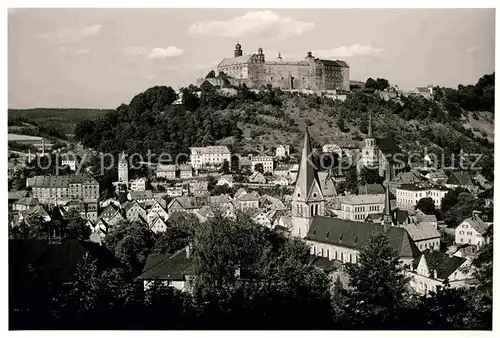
[
  {"xmin": 258, "ymin": 47, "xmax": 265, "ymax": 62},
  {"xmin": 118, "ymin": 151, "xmax": 129, "ymax": 184},
  {"xmin": 361, "ymin": 112, "xmax": 379, "ymax": 169},
  {"xmin": 277, "ymin": 52, "xmax": 282, "ymax": 61},
  {"xmin": 381, "ymin": 164, "xmax": 393, "ymax": 231},
  {"xmin": 291, "ymin": 129, "xmax": 325, "ymax": 238},
  {"xmin": 234, "ymin": 42, "xmax": 242, "ymax": 57}
]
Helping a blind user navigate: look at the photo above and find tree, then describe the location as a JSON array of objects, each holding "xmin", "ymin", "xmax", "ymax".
[
  {"xmin": 153, "ymin": 214, "xmax": 199, "ymax": 255},
  {"xmin": 104, "ymin": 221, "xmax": 156, "ymax": 276},
  {"xmin": 254, "ymin": 163, "xmax": 264, "ymax": 174},
  {"xmin": 344, "ymin": 233, "xmax": 411, "ymax": 329},
  {"xmin": 220, "ymin": 160, "xmax": 230, "ymax": 174},
  {"xmin": 376, "ymin": 78, "xmax": 390, "ymax": 91},
  {"xmin": 336, "ymin": 116, "xmax": 347, "ymax": 132},
  {"xmin": 359, "ymin": 167, "xmax": 383, "ymax": 185},
  {"xmin": 344, "ymin": 166, "xmax": 358, "ymax": 193},
  {"xmin": 64, "ymin": 209, "xmax": 91, "ymax": 240},
  {"xmin": 365, "ymin": 77, "xmax": 378, "ymax": 90},
  {"xmin": 415, "ymin": 197, "xmax": 436, "ymax": 215}
]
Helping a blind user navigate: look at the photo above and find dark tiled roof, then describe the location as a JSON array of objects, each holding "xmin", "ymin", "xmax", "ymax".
[
  {"xmin": 392, "ymin": 209, "xmax": 410, "ymax": 225},
  {"xmin": 446, "ymin": 171, "xmax": 474, "ymax": 187},
  {"xmin": 318, "ymin": 59, "xmax": 350, "ymax": 68},
  {"xmin": 306, "ymin": 217, "xmax": 420, "ymax": 258},
  {"xmin": 358, "ymin": 183, "xmax": 385, "ymax": 195},
  {"xmin": 14, "ymin": 197, "xmax": 39, "ymax": 206},
  {"xmin": 139, "ymin": 247, "xmax": 194, "ymax": 281},
  {"xmin": 8, "ymin": 190, "xmax": 28, "ymax": 201},
  {"xmin": 417, "ymin": 250, "xmax": 467, "ymax": 280}
]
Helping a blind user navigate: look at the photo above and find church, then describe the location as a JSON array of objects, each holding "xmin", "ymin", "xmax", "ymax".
[
  {"xmin": 211, "ymin": 43, "xmax": 350, "ymax": 91},
  {"xmin": 291, "ymin": 129, "xmax": 420, "ymax": 267},
  {"xmin": 357, "ymin": 113, "xmax": 407, "ymax": 179}
]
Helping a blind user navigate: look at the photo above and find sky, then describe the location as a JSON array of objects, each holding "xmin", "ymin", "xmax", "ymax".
[{"xmin": 8, "ymin": 8, "xmax": 495, "ymax": 109}]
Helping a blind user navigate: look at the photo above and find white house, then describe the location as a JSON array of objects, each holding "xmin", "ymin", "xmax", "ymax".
[
  {"xmin": 179, "ymin": 164, "xmax": 193, "ymax": 179},
  {"xmin": 403, "ymin": 222, "xmax": 441, "ymax": 252},
  {"xmin": 455, "ymin": 216, "xmax": 490, "ymax": 247},
  {"xmin": 217, "ymin": 174, "xmax": 234, "ymax": 187},
  {"xmin": 130, "ymin": 177, "xmax": 147, "ymax": 191},
  {"xmin": 61, "ymin": 154, "xmax": 77, "ymax": 171},
  {"xmin": 406, "ymin": 250, "xmax": 475, "ymax": 295},
  {"xmin": 156, "ymin": 164, "xmax": 177, "ymax": 179},
  {"xmin": 251, "ymin": 155, "xmax": 274, "ymax": 174},
  {"xmin": 275, "ymin": 144, "xmax": 290, "ymax": 158},
  {"xmin": 149, "ymin": 216, "xmax": 168, "ymax": 233},
  {"xmin": 249, "ymin": 171, "xmax": 266, "ymax": 184},
  {"xmin": 338, "ymin": 194, "xmax": 385, "ymax": 221},
  {"xmin": 322, "ymin": 143, "xmax": 342, "ymax": 157},
  {"xmin": 146, "ymin": 200, "xmax": 169, "ymax": 224},
  {"xmin": 190, "ymin": 146, "xmax": 231, "ymax": 170},
  {"xmin": 396, "ymin": 184, "xmax": 449, "ymax": 210}
]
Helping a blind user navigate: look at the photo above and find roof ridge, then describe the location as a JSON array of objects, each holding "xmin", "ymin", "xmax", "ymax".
[{"xmin": 139, "ymin": 246, "xmax": 188, "ymax": 278}]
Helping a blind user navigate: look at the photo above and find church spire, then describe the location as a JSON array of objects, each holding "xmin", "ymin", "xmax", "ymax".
[
  {"xmin": 367, "ymin": 112, "xmax": 373, "ymax": 138},
  {"xmin": 296, "ymin": 128, "xmax": 320, "ymax": 199}
]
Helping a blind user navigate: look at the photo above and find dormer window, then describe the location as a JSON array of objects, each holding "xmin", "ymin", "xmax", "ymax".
[
  {"xmin": 313, "ymin": 193, "xmax": 317, "ymax": 198},
  {"xmin": 339, "ymin": 234, "xmax": 343, "ymax": 242},
  {"xmin": 325, "ymin": 231, "xmax": 329, "ymax": 238}
]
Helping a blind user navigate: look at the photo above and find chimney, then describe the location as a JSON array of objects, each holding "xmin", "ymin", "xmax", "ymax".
[{"xmin": 186, "ymin": 243, "xmax": 192, "ymax": 259}]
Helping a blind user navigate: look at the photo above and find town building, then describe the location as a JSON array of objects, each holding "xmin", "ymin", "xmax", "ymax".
[
  {"xmin": 406, "ymin": 250, "xmax": 475, "ymax": 295},
  {"xmin": 455, "ymin": 216, "xmax": 490, "ymax": 247},
  {"xmin": 130, "ymin": 177, "xmax": 147, "ymax": 191},
  {"xmin": 358, "ymin": 113, "xmax": 406, "ymax": 178},
  {"xmin": 124, "ymin": 200, "xmax": 147, "ymax": 222},
  {"xmin": 402, "ymin": 222, "xmax": 441, "ymax": 252},
  {"xmin": 275, "ymin": 144, "xmax": 290, "ymax": 158},
  {"xmin": 156, "ymin": 164, "xmax": 177, "ymax": 179},
  {"xmin": 322, "ymin": 143, "xmax": 343, "ymax": 157},
  {"xmin": 118, "ymin": 151, "xmax": 129, "ymax": 184},
  {"xmin": 12, "ymin": 197, "xmax": 39, "ymax": 211},
  {"xmin": 445, "ymin": 171, "xmax": 476, "ymax": 192},
  {"xmin": 396, "ymin": 184, "xmax": 449, "ymax": 210},
  {"xmin": 338, "ymin": 194, "xmax": 385, "ymax": 221},
  {"xmin": 168, "ymin": 196, "xmax": 203, "ymax": 214},
  {"xmin": 249, "ymin": 171, "xmax": 266, "ymax": 184},
  {"xmin": 61, "ymin": 153, "xmax": 77, "ymax": 171},
  {"xmin": 211, "ymin": 44, "xmax": 350, "ymax": 91},
  {"xmin": 217, "ymin": 174, "xmax": 234, "ymax": 187},
  {"xmin": 236, "ymin": 191, "xmax": 260, "ymax": 211},
  {"xmin": 149, "ymin": 216, "xmax": 168, "ymax": 233},
  {"xmin": 188, "ymin": 181, "xmax": 209, "ymax": 197},
  {"xmin": 179, "ymin": 164, "xmax": 193, "ymax": 179},
  {"xmin": 30, "ymin": 174, "xmax": 99, "ymax": 205},
  {"xmin": 251, "ymin": 155, "xmax": 274, "ymax": 174},
  {"xmin": 146, "ymin": 200, "xmax": 169, "ymax": 224},
  {"xmin": 190, "ymin": 146, "xmax": 231, "ymax": 170}
]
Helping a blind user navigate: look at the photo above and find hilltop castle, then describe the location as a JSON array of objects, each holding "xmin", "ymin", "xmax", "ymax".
[{"xmin": 202, "ymin": 43, "xmax": 350, "ymax": 92}]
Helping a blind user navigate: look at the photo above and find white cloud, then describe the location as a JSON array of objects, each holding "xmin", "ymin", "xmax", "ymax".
[
  {"xmin": 40, "ymin": 24, "xmax": 103, "ymax": 43},
  {"xmin": 188, "ymin": 10, "xmax": 314, "ymax": 39},
  {"xmin": 125, "ymin": 46, "xmax": 184, "ymax": 58},
  {"xmin": 75, "ymin": 48, "xmax": 91, "ymax": 55},
  {"xmin": 313, "ymin": 44, "xmax": 383, "ymax": 58},
  {"xmin": 148, "ymin": 46, "xmax": 184, "ymax": 59}
]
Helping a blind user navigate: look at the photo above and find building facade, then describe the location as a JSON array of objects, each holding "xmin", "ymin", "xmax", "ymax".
[
  {"xmin": 338, "ymin": 194, "xmax": 385, "ymax": 221},
  {"xmin": 212, "ymin": 44, "xmax": 350, "ymax": 91},
  {"xmin": 396, "ymin": 184, "xmax": 449, "ymax": 210},
  {"xmin": 118, "ymin": 152, "xmax": 129, "ymax": 184},
  {"xmin": 251, "ymin": 155, "xmax": 274, "ymax": 174},
  {"xmin": 190, "ymin": 146, "xmax": 231, "ymax": 170},
  {"xmin": 31, "ymin": 174, "xmax": 99, "ymax": 205},
  {"xmin": 455, "ymin": 216, "xmax": 490, "ymax": 247}
]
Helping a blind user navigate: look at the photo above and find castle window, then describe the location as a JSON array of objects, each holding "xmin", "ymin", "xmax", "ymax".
[{"xmin": 281, "ymin": 77, "xmax": 284, "ymax": 80}]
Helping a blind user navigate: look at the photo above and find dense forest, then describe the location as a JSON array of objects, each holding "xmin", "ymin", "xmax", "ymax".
[{"xmin": 71, "ymin": 73, "xmax": 494, "ymax": 180}]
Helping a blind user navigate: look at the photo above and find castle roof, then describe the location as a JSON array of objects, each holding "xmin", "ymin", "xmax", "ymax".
[
  {"xmin": 217, "ymin": 54, "xmax": 254, "ymax": 68},
  {"xmin": 317, "ymin": 59, "xmax": 350, "ymax": 68}
]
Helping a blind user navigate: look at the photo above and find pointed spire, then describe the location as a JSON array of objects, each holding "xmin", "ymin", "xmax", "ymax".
[
  {"xmin": 367, "ymin": 112, "xmax": 373, "ymax": 138},
  {"xmin": 296, "ymin": 128, "xmax": 321, "ymax": 199}
]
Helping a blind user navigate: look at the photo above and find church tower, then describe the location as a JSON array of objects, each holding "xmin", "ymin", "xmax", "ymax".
[
  {"xmin": 118, "ymin": 151, "xmax": 129, "ymax": 184},
  {"xmin": 361, "ymin": 112, "xmax": 379, "ymax": 169},
  {"xmin": 291, "ymin": 129, "xmax": 325, "ymax": 238},
  {"xmin": 257, "ymin": 47, "xmax": 265, "ymax": 62},
  {"xmin": 234, "ymin": 42, "xmax": 242, "ymax": 57}
]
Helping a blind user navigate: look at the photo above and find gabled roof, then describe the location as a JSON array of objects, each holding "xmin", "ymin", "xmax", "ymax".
[
  {"xmin": 139, "ymin": 247, "xmax": 194, "ymax": 281},
  {"xmin": 210, "ymin": 194, "xmax": 232, "ymax": 205},
  {"xmin": 217, "ymin": 54, "xmax": 254, "ymax": 68},
  {"xmin": 306, "ymin": 217, "xmax": 420, "ymax": 258},
  {"xmin": 403, "ymin": 222, "xmax": 440, "ymax": 242},
  {"xmin": 239, "ymin": 191, "xmax": 260, "ymax": 201},
  {"xmin": 414, "ymin": 209, "xmax": 437, "ymax": 224},
  {"xmin": 14, "ymin": 197, "xmax": 39, "ymax": 206},
  {"xmin": 8, "ymin": 190, "xmax": 28, "ymax": 201},
  {"xmin": 339, "ymin": 194, "xmax": 385, "ymax": 205},
  {"xmin": 446, "ymin": 171, "xmax": 474, "ymax": 187},
  {"xmin": 129, "ymin": 190, "xmax": 153, "ymax": 200},
  {"xmin": 391, "ymin": 171, "xmax": 422, "ymax": 185},
  {"xmin": 21, "ymin": 204, "xmax": 50, "ymax": 219},
  {"xmin": 461, "ymin": 216, "xmax": 489, "ymax": 235},
  {"xmin": 100, "ymin": 204, "xmax": 118, "ymax": 217},
  {"xmin": 416, "ymin": 250, "xmax": 467, "ymax": 280}
]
